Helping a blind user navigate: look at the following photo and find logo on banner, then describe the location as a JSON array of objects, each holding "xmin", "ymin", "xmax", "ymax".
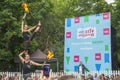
[
  {"xmin": 105, "ymin": 45, "xmax": 109, "ymax": 51},
  {"xmin": 96, "ymin": 14, "xmax": 101, "ymax": 17},
  {"xmin": 103, "ymin": 28, "xmax": 110, "ymax": 35},
  {"xmin": 74, "ymin": 55, "xmax": 79, "ymax": 62},
  {"xmin": 77, "ymin": 27, "xmax": 96, "ymax": 39},
  {"xmin": 66, "ymin": 32, "xmax": 71, "ymax": 38},
  {"xmin": 66, "ymin": 56, "xmax": 70, "ymax": 64},
  {"xmin": 67, "ymin": 48, "xmax": 70, "ymax": 53},
  {"xmin": 105, "ymin": 68, "xmax": 109, "ymax": 72},
  {"xmin": 67, "ymin": 18, "xmax": 71, "ymax": 27},
  {"xmin": 95, "ymin": 64, "xmax": 101, "ymax": 71},
  {"xmin": 84, "ymin": 16, "xmax": 89, "ymax": 22},
  {"xmin": 104, "ymin": 53, "xmax": 110, "ymax": 63},
  {"xmin": 95, "ymin": 53, "xmax": 101, "ymax": 60},
  {"xmin": 74, "ymin": 17, "xmax": 80, "ymax": 23},
  {"xmin": 103, "ymin": 12, "xmax": 109, "ymax": 20},
  {"xmin": 66, "ymin": 69, "xmax": 70, "ymax": 72},
  {"xmin": 96, "ymin": 19, "xmax": 100, "ymax": 24},
  {"xmin": 84, "ymin": 56, "xmax": 88, "ymax": 63},
  {"xmin": 74, "ymin": 66, "xmax": 78, "ymax": 72}
]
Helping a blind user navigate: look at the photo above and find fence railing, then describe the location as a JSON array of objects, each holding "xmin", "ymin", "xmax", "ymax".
[{"xmin": 0, "ymin": 70, "xmax": 120, "ymax": 80}]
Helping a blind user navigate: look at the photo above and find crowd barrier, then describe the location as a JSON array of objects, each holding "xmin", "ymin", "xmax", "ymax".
[{"xmin": 0, "ymin": 70, "xmax": 120, "ymax": 80}]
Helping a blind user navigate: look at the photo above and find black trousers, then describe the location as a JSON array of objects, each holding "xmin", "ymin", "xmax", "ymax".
[
  {"xmin": 23, "ymin": 73, "xmax": 31, "ymax": 80},
  {"xmin": 24, "ymin": 32, "xmax": 36, "ymax": 50}
]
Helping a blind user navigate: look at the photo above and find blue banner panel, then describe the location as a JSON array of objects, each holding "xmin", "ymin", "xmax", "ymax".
[{"xmin": 64, "ymin": 12, "xmax": 111, "ymax": 72}]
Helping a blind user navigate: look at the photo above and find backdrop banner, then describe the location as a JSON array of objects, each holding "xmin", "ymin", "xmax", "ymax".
[{"xmin": 64, "ymin": 12, "xmax": 111, "ymax": 72}]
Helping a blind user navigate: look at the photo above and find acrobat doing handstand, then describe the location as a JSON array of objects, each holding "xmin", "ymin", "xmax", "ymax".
[
  {"xmin": 21, "ymin": 19, "xmax": 41, "ymax": 52},
  {"xmin": 21, "ymin": 3, "xmax": 41, "ymax": 53}
]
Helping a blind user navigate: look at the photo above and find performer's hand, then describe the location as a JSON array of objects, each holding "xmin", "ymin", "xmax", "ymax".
[
  {"xmin": 24, "ymin": 50, "xmax": 28, "ymax": 55},
  {"xmin": 38, "ymin": 21, "xmax": 41, "ymax": 26}
]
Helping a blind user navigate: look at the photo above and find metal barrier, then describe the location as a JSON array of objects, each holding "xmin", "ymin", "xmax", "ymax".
[{"xmin": 0, "ymin": 70, "xmax": 120, "ymax": 80}]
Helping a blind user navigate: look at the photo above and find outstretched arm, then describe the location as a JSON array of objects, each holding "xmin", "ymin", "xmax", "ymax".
[
  {"xmin": 28, "ymin": 26, "xmax": 36, "ymax": 32},
  {"xmin": 28, "ymin": 21, "xmax": 41, "ymax": 32},
  {"xmin": 21, "ymin": 20, "xmax": 24, "ymax": 32},
  {"xmin": 30, "ymin": 60, "xmax": 43, "ymax": 66},
  {"xmin": 39, "ymin": 70, "xmax": 43, "ymax": 79},
  {"xmin": 49, "ymin": 69, "xmax": 52, "ymax": 79},
  {"xmin": 19, "ymin": 51, "xmax": 25, "ymax": 63}
]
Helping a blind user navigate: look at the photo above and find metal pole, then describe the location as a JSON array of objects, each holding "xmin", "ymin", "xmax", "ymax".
[{"xmin": 57, "ymin": 59, "xmax": 59, "ymax": 72}]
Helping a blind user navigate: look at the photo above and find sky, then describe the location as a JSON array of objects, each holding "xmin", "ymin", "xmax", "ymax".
[{"xmin": 105, "ymin": 0, "xmax": 115, "ymax": 4}]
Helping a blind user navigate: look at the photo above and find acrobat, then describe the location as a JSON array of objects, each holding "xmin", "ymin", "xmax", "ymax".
[{"xmin": 21, "ymin": 19, "xmax": 41, "ymax": 51}]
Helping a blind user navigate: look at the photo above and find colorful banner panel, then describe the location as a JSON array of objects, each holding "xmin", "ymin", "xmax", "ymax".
[{"xmin": 64, "ymin": 12, "xmax": 111, "ymax": 72}]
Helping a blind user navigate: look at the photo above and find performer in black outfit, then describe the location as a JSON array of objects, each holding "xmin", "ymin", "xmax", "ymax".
[
  {"xmin": 21, "ymin": 20, "xmax": 41, "ymax": 51},
  {"xmin": 19, "ymin": 50, "xmax": 44, "ymax": 80},
  {"xmin": 78, "ymin": 61, "xmax": 89, "ymax": 74}
]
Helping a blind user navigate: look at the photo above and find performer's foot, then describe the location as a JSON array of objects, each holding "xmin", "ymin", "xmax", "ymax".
[
  {"xmin": 38, "ymin": 21, "xmax": 41, "ymax": 27},
  {"xmin": 34, "ymin": 27, "xmax": 40, "ymax": 32},
  {"xmin": 34, "ymin": 21, "xmax": 41, "ymax": 32}
]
